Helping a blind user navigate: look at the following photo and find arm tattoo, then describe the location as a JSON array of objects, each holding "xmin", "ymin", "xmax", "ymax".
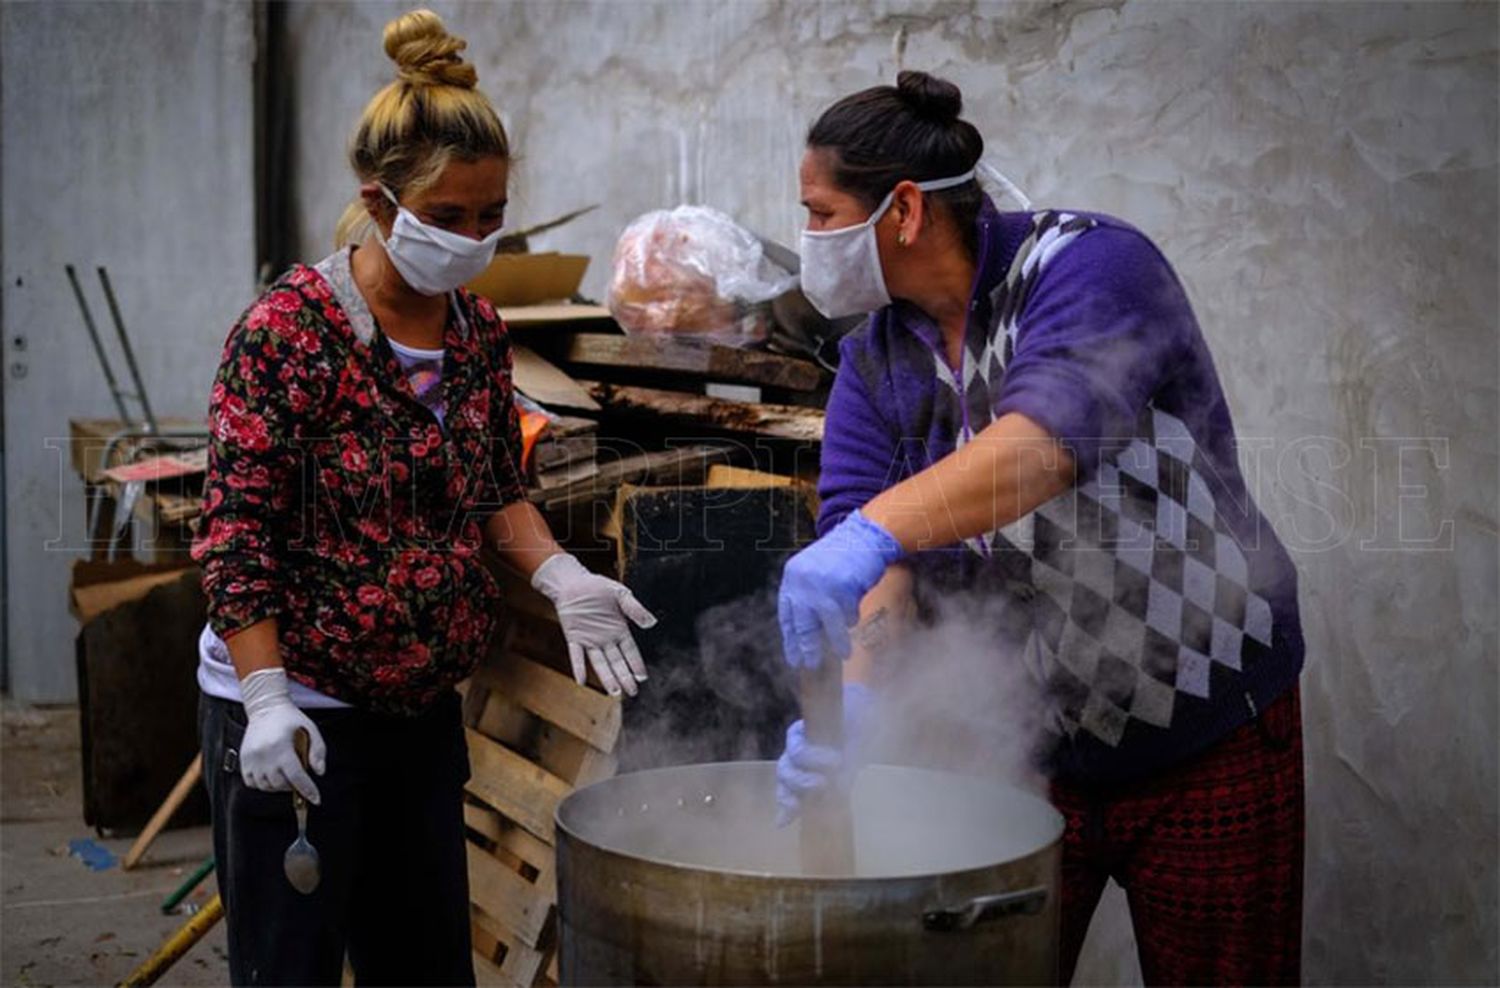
[{"xmin": 853, "ymin": 606, "xmax": 893, "ymax": 652}]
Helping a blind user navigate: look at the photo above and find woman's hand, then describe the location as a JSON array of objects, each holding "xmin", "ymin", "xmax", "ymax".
[
  {"xmin": 774, "ymin": 682, "xmax": 875, "ymax": 826},
  {"xmin": 238, "ymin": 668, "xmax": 327, "ymax": 804},
  {"xmin": 530, "ymin": 553, "xmax": 657, "ymax": 697},
  {"xmin": 776, "ymin": 509, "xmax": 905, "ymax": 671},
  {"xmin": 487, "ymin": 502, "xmax": 657, "ymax": 696}
]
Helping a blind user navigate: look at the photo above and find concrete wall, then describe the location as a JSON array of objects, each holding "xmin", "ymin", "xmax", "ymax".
[
  {"xmin": 285, "ymin": 3, "xmax": 1497, "ymax": 982},
  {"xmin": 0, "ymin": 0, "xmax": 1488, "ymax": 982},
  {"xmin": 0, "ymin": 2, "xmax": 258, "ymax": 701}
]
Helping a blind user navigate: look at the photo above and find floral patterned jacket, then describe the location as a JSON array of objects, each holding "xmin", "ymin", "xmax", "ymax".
[{"xmin": 190, "ymin": 248, "xmax": 528, "ymax": 715}]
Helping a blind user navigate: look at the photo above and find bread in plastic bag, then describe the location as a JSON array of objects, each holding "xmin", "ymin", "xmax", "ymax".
[{"xmin": 607, "ymin": 205, "xmax": 796, "ymax": 346}]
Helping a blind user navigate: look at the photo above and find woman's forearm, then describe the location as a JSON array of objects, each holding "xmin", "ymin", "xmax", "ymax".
[
  {"xmin": 486, "ymin": 499, "xmax": 565, "ymax": 578},
  {"xmin": 225, "ymin": 618, "xmax": 285, "ymax": 680},
  {"xmin": 843, "ymin": 564, "xmax": 915, "ymax": 687},
  {"xmin": 861, "ymin": 412, "xmax": 1075, "ymax": 553}
]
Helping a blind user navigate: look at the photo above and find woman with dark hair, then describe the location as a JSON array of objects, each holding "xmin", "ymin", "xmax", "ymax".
[{"xmin": 776, "ymin": 71, "xmax": 1305, "ymax": 986}]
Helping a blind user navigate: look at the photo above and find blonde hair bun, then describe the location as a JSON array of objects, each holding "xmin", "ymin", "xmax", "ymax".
[
  {"xmin": 383, "ymin": 9, "xmax": 477, "ymax": 88},
  {"xmin": 336, "ymin": 7, "xmax": 508, "ymax": 247}
]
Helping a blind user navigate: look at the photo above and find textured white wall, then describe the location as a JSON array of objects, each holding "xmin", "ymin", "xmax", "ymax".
[
  {"xmin": 285, "ymin": 2, "xmax": 1497, "ymax": 983},
  {"xmin": 0, "ymin": 2, "xmax": 258, "ymax": 701}
]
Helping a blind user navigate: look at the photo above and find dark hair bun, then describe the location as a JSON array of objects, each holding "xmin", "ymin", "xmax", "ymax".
[{"xmin": 896, "ymin": 70, "xmax": 963, "ymax": 122}]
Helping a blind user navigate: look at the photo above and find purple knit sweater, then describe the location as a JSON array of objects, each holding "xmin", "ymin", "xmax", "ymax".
[{"xmin": 819, "ymin": 195, "xmax": 1303, "ymax": 786}]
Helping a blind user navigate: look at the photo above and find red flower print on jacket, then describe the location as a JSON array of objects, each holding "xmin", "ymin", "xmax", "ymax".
[{"xmin": 190, "ymin": 262, "xmax": 528, "ymax": 715}]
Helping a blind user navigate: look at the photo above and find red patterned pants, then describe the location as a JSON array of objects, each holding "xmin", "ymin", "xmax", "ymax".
[{"xmin": 1051, "ymin": 688, "xmax": 1304, "ymax": 986}]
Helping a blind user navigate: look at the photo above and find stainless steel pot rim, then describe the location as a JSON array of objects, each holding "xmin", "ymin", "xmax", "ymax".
[
  {"xmin": 555, "ymin": 760, "xmax": 1064, "ymax": 882},
  {"xmin": 558, "ymin": 833, "xmax": 1047, "ymax": 885}
]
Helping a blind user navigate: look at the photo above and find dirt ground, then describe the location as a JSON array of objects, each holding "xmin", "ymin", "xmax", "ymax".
[{"xmin": 1, "ymin": 702, "xmax": 229, "ymax": 987}]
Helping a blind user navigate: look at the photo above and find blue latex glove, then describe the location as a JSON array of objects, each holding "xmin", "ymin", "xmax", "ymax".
[
  {"xmin": 775, "ymin": 682, "xmax": 875, "ymax": 828},
  {"xmin": 777, "ymin": 509, "xmax": 904, "ymax": 671}
]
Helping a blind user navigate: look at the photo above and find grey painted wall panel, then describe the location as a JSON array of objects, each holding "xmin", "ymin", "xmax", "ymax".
[{"xmin": 1, "ymin": 2, "xmax": 257, "ymax": 702}]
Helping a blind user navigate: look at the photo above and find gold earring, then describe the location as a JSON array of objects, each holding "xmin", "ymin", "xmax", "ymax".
[{"xmin": 897, "ymin": 231, "xmax": 908, "ymax": 247}]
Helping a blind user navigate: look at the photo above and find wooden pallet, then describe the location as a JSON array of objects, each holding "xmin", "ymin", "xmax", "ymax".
[
  {"xmin": 460, "ymin": 565, "xmax": 622, "ymax": 987},
  {"xmin": 559, "ymin": 333, "xmax": 828, "ymax": 392}
]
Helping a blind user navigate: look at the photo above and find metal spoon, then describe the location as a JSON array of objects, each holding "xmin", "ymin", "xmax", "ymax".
[{"xmin": 283, "ymin": 730, "xmax": 320, "ymax": 895}]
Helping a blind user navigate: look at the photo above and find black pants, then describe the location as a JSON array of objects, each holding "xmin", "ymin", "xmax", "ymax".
[{"xmin": 199, "ymin": 692, "xmax": 475, "ymax": 987}]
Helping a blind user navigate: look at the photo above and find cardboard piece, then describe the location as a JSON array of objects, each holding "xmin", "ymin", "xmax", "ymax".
[
  {"xmin": 76, "ymin": 568, "xmax": 209, "ymax": 833},
  {"xmin": 603, "ymin": 466, "xmax": 813, "ymax": 564},
  {"xmin": 71, "ymin": 561, "xmax": 196, "ymax": 624},
  {"xmin": 705, "ymin": 464, "xmax": 796, "ymax": 488},
  {"xmin": 468, "ymin": 253, "xmax": 590, "ymax": 308},
  {"xmin": 608, "ymin": 473, "xmax": 817, "ymax": 771}
]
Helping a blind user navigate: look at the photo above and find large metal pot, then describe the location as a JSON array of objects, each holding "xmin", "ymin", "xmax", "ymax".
[{"xmin": 556, "ymin": 761, "xmax": 1063, "ymax": 986}]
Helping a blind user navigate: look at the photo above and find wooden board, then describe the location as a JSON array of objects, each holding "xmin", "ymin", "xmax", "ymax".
[
  {"xmin": 466, "ymin": 843, "xmax": 552, "ymax": 947},
  {"xmin": 561, "ymin": 333, "xmax": 826, "ymax": 391},
  {"xmin": 532, "ymin": 416, "xmax": 597, "ymax": 472},
  {"xmin": 464, "ymin": 803, "xmax": 555, "ymax": 897},
  {"xmin": 582, "ymin": 380, "xmax": 825, "ymax": 442},
  {"xmin": 527, "ymin": 443, "xmax": 734, "ymax": 513},
  {"xmin": 472, "ymin": 907, "xmax": 548, "ymax": 987},
  {"xmin": 497, "ymin": 303, "xmax": 613, "ymax": 328},
  {"xmin": 464, "ymin": 729, "xmax": 571, "ymax": 844},
  {"xmin": 534, "ymin": 458, "xmax": 602, "ymax": 491},
  {"xmin": 145, "ymin": 489, "xmax": 206, "ymax": 526},
  {"xmin": 462, "ymin": 622, "xmax": 627, "ymax": 985},
  {"xmin": 512, "ymin": 345, "xmax": 601, "ymax": 413},
  {"xmin": 470, "ymin": 657, "xmax": 621, "ymax": 753}
]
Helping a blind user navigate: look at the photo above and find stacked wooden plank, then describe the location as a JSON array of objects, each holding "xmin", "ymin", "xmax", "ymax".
[
  {"xmin": 455, "ymin": 321, "xmax": 832, "ymax": 986},
  {"xmin": 531, "ymin": 415, "xmax": 601, "ymax": 491},
  {"xmin": 582, "ymin": 381, "xmax": 824, "ymax": 443},
  {"xmin": 460, "ymin": 565, "xmax": 620, "ymax": 987},
  {"xmin": 558, "ymin": 332, "xmax": 826, "ymax": 396}
]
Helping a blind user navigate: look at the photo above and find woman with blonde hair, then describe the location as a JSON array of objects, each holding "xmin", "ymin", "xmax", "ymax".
[{"xmin": 191, "ymin": 11, "xmax": 654, "ymax": 984}]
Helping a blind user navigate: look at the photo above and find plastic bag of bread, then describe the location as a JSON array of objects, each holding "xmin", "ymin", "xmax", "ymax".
[{"xmin": 608, "ymin": 206, "xmax": 795, "ymax": 346}]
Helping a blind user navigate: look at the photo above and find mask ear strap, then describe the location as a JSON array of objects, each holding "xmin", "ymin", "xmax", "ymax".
[
  {"xmin": 914, "ymin": 169, "xmax": 978, "ymax": 193},
  {"xmin": 880, "ymin": 168, "xmax": 978, "ymax": 224},
  {"xmin": 977, "ymin": 161, "xmax": 1032, "ymax": 210},
  {"xmin": 378, "ymin": 183, "xmax": 401, "ymax": 208}
]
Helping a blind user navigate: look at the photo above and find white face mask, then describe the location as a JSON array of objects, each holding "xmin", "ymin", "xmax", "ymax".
[
  {"xmin": 798, "ymin": 169, "xmax": 976, "ymax": 319},
  {"xmin": 379, "ymin": 184, "xmax": 503, "ymax": 297}
]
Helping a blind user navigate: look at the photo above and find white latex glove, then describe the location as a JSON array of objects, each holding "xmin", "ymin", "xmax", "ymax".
[
  {"xmin": 531, "ymin": 553, "xmax": 657, "ymax": 698},
  {"xmin": 239, "ymin": 668, "xmax": 327, "ymax": 804}
]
